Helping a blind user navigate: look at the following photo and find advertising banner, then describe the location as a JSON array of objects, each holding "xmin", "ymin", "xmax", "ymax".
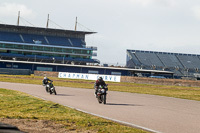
[{"xmin": 58, "ymin": 72, "xmax": 121, "ymax": 82}]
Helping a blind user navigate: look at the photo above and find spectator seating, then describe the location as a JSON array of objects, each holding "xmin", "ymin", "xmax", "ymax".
[
  {"xmin": 0, "ymin": 31, "xmax": 84, "ymax": 48},
  {"xmin": 176, "ymin": 55, "xmax": 200, "ymax": 69},
  {"xmin": 127, "ymin": 50, "xmax": 200, "ymax": 77},
  {"xmin": 135, "ymin": 52, "xmax": 164, "ymax": 67},
  {"xmin": 21, "ymin": 34, "xmax": 47, "ymax": 44},
  {"xmin": 0, "ymin": 32, "xmax": 22, "ymax": 43},
  {"xmin": 46, "ymin": 36, "xmax": 72, "ymax": 46},
  {"xmin": 157, "ymin": 54, "xmax": 184, "ymax": 68}
]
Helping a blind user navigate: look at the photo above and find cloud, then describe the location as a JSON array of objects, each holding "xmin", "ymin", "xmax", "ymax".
[
  {"xmin": 129, "ymin": 0, "xmax": 152, "ymax": 6},
  {"xmin": 0, "ymin": 3, "xmax": 33, "ymax": 17},
  {"xmin": 129, "ymin": 0, "xmax": 176, "ymax": 7},
  {"xmin": 192, "ymin": 6, "xmax": 200, "ymax": 20}
]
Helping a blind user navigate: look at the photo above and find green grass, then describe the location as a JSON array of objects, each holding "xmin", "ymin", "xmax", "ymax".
[
  {"xmin": 0, "ymin": 74, "xmax": 200, "ymax": 132},
  {"xmin": 0, "ymin": 88, "xmax": 147, "ymax": 133}
]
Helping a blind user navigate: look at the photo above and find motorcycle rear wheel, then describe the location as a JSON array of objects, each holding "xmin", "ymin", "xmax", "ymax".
[{"xmin": 54, "ymin": 89, "xmax": 57, "ymax": 95}]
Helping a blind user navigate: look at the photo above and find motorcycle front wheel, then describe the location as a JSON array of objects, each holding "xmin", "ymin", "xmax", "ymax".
[
  {"xmin": 103, "ymin": 94, "xmax": 106, "ymax": 104},
  {"xmin": 98, "ymin": 95, "xmax": 102, "ymax": 103}
]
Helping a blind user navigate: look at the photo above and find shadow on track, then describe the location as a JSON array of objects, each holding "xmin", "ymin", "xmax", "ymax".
[
  {"xmin": 56, "ymin": 94, "xmax": 74, "ymax": 96},
  {"xmin": 106, "ymin": 103, "xmax": 143, "ymax": 106}
]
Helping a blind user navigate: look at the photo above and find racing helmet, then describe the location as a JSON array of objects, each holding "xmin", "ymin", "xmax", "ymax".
[{"xmin": 98, "ymin": 77, "xmax": 103, "ymax": 82}]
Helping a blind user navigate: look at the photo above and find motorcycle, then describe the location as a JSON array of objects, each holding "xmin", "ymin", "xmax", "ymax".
[
  {"xmin": 45, "ymin": 81, "xmax": 57, "ymax": 95},
  {"xmin": 96, "ymin": 84, "xmax": 108, "ymax": 104}
]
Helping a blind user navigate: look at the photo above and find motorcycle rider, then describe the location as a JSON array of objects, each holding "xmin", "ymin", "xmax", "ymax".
[
  {"xmin": 94, "ymin": 77, "xmax": 106, "ymax": 97},
  {"xmin": 43, "ymin": 76, "xmax": 52, "ymax": 92}
]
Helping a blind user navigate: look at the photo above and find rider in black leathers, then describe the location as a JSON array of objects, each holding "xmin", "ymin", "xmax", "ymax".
[
  {"xmin": 94, "ymin": 77, "xmax": 106, "ymax": 97},
  {"xmin": 43, "ymin": 77, "xmax": 52, "ymax": 92}
]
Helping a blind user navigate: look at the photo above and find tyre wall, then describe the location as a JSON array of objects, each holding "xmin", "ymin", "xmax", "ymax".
[{"xmin": 34, "ymin": 71, "xmax": 58, "ymax": 77}]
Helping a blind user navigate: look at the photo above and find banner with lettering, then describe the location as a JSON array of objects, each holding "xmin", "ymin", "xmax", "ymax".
[{"xmin": 58, "ymin": 72, "xmax": 121, "ymax": 82}]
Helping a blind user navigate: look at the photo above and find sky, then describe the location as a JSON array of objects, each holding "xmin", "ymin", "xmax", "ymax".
[{"xmin": 0, "ymin": 0, "xmax": 200, "ymax": 66}]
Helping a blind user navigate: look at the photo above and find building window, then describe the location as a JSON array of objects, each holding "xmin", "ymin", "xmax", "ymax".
[
  {"xmin": 54, "ymin": 48, "xmax": 62, "ymax": 52},
  {"xmin": 111, "ymin": 72, "xmax": 121, "ymax": 76},
  {"xmin": 63, "ymin": 49, "xmax": 72, "ymax": 53},
  {"xmin": 14, "ymin": 45, "xmax": 23, "ymax": 49},
  {"xmin": 0, "ymin": 49, "xmax": 7, "ymax": 53},
  {"xmin": 37, "ymin": 67, "xmax": 53, "ymax": 71},
  {"xmin": 34, "ymin": 46, "xmax": 43, "ymax": 51},
  {"xmin": 74, "ymin": 49, "xmax": 82, "ymax": 54},
  {"xmin": 24, "ymin": 45, "xmax": 33, "ymax": 50},
  {"xmin": 13, "ymin": 65, "xmax": 18, "ymax": 68},
  {"xmin": 6, "ymin": 64, "xmax": 12, "ymax": 68},
  {"xmin": 88, "ymin": 70, "xmax": 98, "ymax": 74},
  {"xmin": 44, "ymin": 47, "xmax": 51, "ymax": 51},
  {"xmin": 5, "ymin": 44, "xmax": 14, "ymax": 48}
]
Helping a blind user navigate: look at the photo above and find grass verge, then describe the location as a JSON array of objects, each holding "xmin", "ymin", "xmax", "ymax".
[{"xmin": 0, "ymin": 88, "xmax": 147, "ymax": 133}]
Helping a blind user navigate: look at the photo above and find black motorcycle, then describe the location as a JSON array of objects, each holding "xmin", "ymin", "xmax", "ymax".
[
  {"xmin": 96, "ymin": 84, "xmax": 108, "ymax": 104},
  {"xmin": 45, "ymin": 81, "xmax": 57, "ymax": 95}
]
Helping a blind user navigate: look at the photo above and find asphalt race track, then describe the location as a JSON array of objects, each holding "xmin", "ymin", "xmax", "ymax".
[{"xmin": 1, "ymin": 81, "xmax": 200, "ymax": 133}]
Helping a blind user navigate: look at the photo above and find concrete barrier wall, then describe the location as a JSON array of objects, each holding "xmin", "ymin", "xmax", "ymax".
[{"xmin": 34, "ymin": 71, "xmax": 200, "ymax": 87}]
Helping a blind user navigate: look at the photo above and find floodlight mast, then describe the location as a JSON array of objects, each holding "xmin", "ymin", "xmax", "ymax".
[
  {"xmin": 17, "ymin": 11, "xmax": 20, "ymax": 26},
  {"xmin": 75, "ymin": 16, "xmax": 77, "ymax": 31},
  {"xmin": 46, "ymin": 14, "xmax": 49, "ymax": 28}
]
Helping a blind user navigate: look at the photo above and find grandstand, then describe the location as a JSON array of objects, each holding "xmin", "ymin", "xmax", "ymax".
[
  {"xmin": 0, "ymin": 23, "xmax": 174, "ymax": 76},
  {"xmin": 0, "ymin": 24, "xmax": 99, "ymax": 66},
  {"xmin": 126, "ymin": 49, "xmax": 200, "ymax": 78}
]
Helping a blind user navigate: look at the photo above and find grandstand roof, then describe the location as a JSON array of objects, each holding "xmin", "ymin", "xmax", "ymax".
[
  {"xmin": 0, "ymin": 24, "xmax": 96, "ymax": 36},
  {"xmin": 127, "ymin": 49, "xmax": 200, "ymax": 56}
]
